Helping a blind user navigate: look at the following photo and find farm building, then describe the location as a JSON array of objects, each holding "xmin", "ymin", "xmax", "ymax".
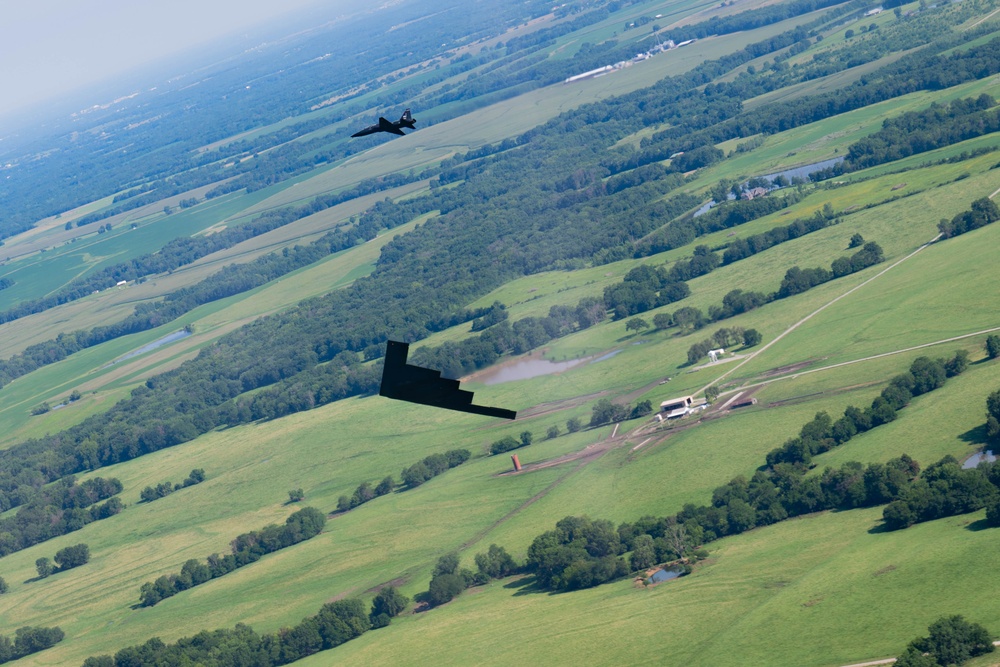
[
  {"xmin": 661, "ymin": 395, "xmax": 707, "ymax": 419},
  {"xmin": 729, "ymin": 397, "xmax": 758, "ymax": 409}
]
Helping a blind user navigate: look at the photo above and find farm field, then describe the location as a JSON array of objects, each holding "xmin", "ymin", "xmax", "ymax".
[{"xmin": 2, "ymin": 0, "xmax": 1000, "ymax": 665}]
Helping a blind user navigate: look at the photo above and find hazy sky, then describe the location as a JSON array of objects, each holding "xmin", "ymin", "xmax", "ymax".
[{"xmin": 0, "ymin": 0, "xmax": 359, "ymax": 120}]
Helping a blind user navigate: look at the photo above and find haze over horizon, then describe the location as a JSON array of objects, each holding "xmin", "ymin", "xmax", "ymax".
[{"xmin": 0, "ymin": 0, "xmax": 366, "ymax": 125}]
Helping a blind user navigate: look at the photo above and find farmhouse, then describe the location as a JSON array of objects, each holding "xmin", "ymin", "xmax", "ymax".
[
  {"xmin": 660, "ymin": 395, "xmax": 707, "ymax": 418},
  {"xmin": 741, "ymin": 187, "xmax": 768, "ymax": 200}
]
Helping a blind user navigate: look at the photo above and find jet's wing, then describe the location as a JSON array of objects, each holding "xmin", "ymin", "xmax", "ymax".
[
  {"xmin": 379, "ymin": 341, "xmax": 516, "ymax": 419},
  {"xmin": 378, "ymin": 117, "xmax": 406, "ymax": 136}
]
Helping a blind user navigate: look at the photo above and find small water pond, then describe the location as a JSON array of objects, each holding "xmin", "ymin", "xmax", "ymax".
[
  {"xmin": 762, "ymin": 156, "xmax": 844, "ymax": 182},
  {"xmin": 647, "ymin": 566, "xmax": 685, "ymax": 584},
  {"xmin": 481, "ymin": 357, "xmax": 588, "ymax": 385},
  {"xmin": 962, "ymin": 450, "xmax": 997, "ymax": 469},
  {"xmin": 108, "ymin": 329, "xmax": 192, "ymax": 366}
]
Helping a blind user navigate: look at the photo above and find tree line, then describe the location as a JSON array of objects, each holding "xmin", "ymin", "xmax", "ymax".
[
  {"xmin": 0, "ymin": 627, "xmax": 64, "ymax": 665},
  {"xmin": 0, "ymin": 477, "xmax": 121, "ymax": 557},
  {"xmin": 0, "ymin": 173, "xmax": 437, "ymax": 391},
  {"xmin": 676, "ymin": 242, "xmax": 884, "ymax": 363},
  {"xmin": 336, "ymin": 449, "xmax": 471, "ymax": 512},
  {"xmin": 0, "ymin": 0, "xmax": 987, "ymax": 541},
  {"xmin": 85, "ymin": 595, "xmax": 391, "ymax": 666},
  {"xmin": 138, "ymin": 506, "xmax": 326, "ymax": 607},
  {"xmin": 812, "ymin": 95, "xmax": 1000, "ymax": 177},
  {"xmin": 937, "ymin": 197, "xmax": 1000, "ymax": 239},
  {"xmin": 511, "ymin": 353, "xmax": 968, "ymax": 591},
  {"xmin": 417, "ymin": 545, "xmax": 520, "ymax": 608},
  {"xmin": 139, "ymin": 469, "xmax": 205, "ymax": 503},
  {"xmin": 767, "ymin": 354, "xmax": 967, "ymax": 466}
]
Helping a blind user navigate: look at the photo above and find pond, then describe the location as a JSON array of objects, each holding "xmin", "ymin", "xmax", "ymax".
[
  {"xmin": 762, "ymin": 156, "xmax": 844, "ymax": 183},
  {"xmin": 480, "ymin": 356, "xmax": 589, "ymax": 385},
  {"xmin": 962, "ymin": 450, "xmax": 997, "ymax": 469},
  {"xmin": 107, "ymin": 329, "xmax": 192, "ymax": 366},
  {"xmin": 648, "ymin": 566, "xmax": 685, "ymax": 583}
]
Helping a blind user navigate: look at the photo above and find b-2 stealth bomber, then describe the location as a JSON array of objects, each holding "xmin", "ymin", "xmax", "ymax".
[{"xmin": 379, "ymin": 340, "xmax": 517, "ymax": 419}]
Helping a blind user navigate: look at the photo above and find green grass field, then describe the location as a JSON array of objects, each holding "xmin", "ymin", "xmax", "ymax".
[{"xmin": 4, "ymin": 1, "xmax": 1000, "ymax": 665}]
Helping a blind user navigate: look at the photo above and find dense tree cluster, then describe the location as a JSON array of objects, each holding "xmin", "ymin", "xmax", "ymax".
[
  {"xmin": 0, "ymin": 627, "xmax": 64, "ymax": 664},
  {"xmin": 721, "ymin": 211, "xmax": 837, "ymax": 265},
  {"xmin": 138, "ymin": 507, "xmax": 326, "ymax": 607},
  {"xmin": 767, "ymin": 354, "xmax": 965, "ymax": 467},
  {"xmin": 85, "ymin": 598, "xmax": 375, "ymax": 667},
  {"xmin": 36, "ymin": 543, "xmax": 90, "ymax": 578},
  {"xmin": 419, "ymin": 544, "xmax": 520, "ymax": 608},
  {"xmin": 777, "ymin": 242, "xmax": 884, "ymax": 297},
  {"xmin": 882, "ymin": 455, "xmax": 999, "ymax": 530},
  {"xmin": 896, "ymin": 615, "xmax": 994, "ymax": 666},
  {"xmin": 589, "ymin": 398, "xmax": 652, "ymax": 426},
  {"xmin": 527, "ymin": 516, "xmax": 631, "ymax": 590},
  {"xmin": 400, "ymin": 449, "xmax": 471, "ymax": 490},
  {"xmin": 814, "ymin": 95, "xmax": 1000, "ymax": 176},
  {"xmin": 937, "ymin": 197, "xmax": 1000, "ymax": 238},
  {"xmin": 139, "ymin": 469, "xmax": 205, "ymax": 503},
  {"xmin": 0, "ymin": 477, "xmax": 121, "ymax": 557}
]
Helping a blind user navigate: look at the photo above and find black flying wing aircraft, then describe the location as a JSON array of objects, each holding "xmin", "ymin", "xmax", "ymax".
[
  {"xmin": 379, "ymin": 340, "xmax": 516, "ymax": 420},
  {"xmin": 350, "ymin": 109, "xmax": 417, "ymax": 138}
]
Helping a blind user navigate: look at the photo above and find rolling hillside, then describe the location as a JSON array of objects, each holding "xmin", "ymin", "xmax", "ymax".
[{"xmin": 1, "ymin": 0, "xmax": 1000, "ymax": 664}]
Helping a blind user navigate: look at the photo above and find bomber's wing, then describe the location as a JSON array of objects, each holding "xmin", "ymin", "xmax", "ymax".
[
  {"xmin": 378, "ymin": 117, "xmax": 406, "ymax": 136},
  {"xmin": 379, "ymin": 341, "xmax": 516, "ymax": 419}
]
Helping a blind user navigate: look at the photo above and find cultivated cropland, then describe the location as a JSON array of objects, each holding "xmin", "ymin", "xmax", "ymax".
[{"xmin": 1, "ymin": 0, "xmax": 1000, "ymax": 664}]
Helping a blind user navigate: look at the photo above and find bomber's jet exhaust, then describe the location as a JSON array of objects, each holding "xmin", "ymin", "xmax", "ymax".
[{"xmin": 378, "ymin": 340, "xmax": 516, "ymax": 419}]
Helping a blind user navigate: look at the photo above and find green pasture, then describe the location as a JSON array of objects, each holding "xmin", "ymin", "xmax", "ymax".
[
  {"xmin": 323, "ymin": 504, "xmax": 1000, "ymax": 667},
  {"xmin": 0, "ymin": 217, "xmax": 423, "ymax": 448}
]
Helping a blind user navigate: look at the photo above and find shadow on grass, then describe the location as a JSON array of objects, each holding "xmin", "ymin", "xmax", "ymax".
[
  {"xmin": 965, "ymin": 517, "xmax": 994, "ymax": 532},
  {"xmin": 503, "ymin": 574, "xmax": 555, "ymax": 596},
  {"xmin": 959, "ymin": 424, "xmax": 988, "ymax": 445},
  {"xmin": 867, "ymin": 522, "xmax": 892, "ymax": 535}
]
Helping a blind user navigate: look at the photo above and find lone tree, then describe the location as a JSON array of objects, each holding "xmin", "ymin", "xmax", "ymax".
[
  {"xmin": 743, "ymin": 329, "xmax": 762, "ymax": 347},
  {"xmin": 0, "ymin": 576, "xmax": 7, "ymax": 594},
  {"xmin": 546, "ymin": 425, "xmax": 560, "ymax": 439},
  {"xmin": 986, "ymin": 334, "xmax": 1000, "ymax": 360},
  {"xmin": 653, "ymin": 312, "xmax": 673, "ymax": 330},
  {"xmin": 566, "ymin": 417, "xmax": 582, "ymax": 433},
  {"xmin": 848, "ymin": 233, "xmax": 865, "ymax": 248},
  {"xmin": 626, "ymin": 317, "xmax": 650, "ymax": 334},
  {"xmin": 705, "ymin": 386, "xmax": 720, "ymax": 401},
  {"xmin": 288, "ymin": 489, "xmax": 305, "ymax": 503}
]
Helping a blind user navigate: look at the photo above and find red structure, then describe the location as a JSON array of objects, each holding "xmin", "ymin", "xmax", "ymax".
[{"xmin": 511, "ymin": 454, "xmax": 522, "ymax": 472}]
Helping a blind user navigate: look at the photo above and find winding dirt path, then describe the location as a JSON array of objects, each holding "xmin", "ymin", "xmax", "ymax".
[{"xmin": 701, "ymin": 233, "xmax": 942, "ymax": 395}]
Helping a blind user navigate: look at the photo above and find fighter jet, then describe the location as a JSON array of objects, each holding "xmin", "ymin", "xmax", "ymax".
[
  {"xmin": 350, "ymin": 109, "xmax": 417, "ymax": 138},
  {"xmin": 379, "ymin": 340, "xmax": 516, "ymax": 419}
]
